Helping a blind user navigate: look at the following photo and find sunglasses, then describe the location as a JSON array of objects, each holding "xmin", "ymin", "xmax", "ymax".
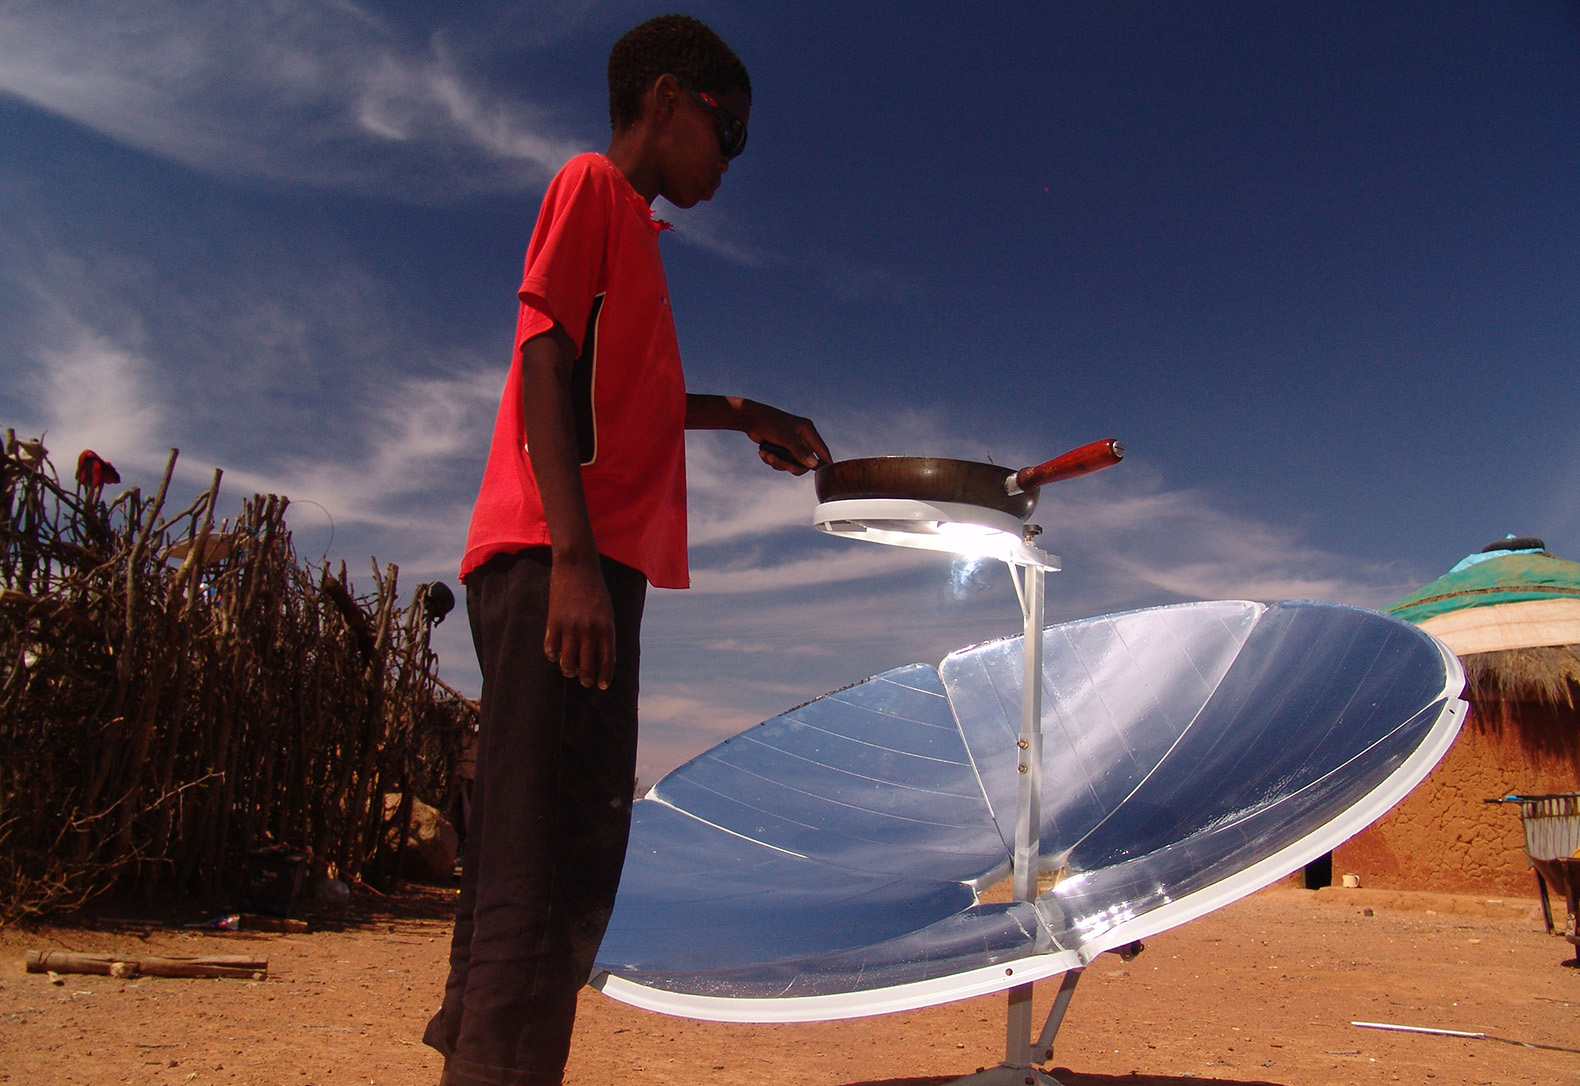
[{"xmin": 673, "ymin": 76, "xmax": 748, "ymax": 160}]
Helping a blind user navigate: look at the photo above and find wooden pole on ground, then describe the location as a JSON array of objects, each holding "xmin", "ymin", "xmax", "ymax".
[{"xmin": 25, "ymin": 949, "xmax": 267, "ymax": 980}]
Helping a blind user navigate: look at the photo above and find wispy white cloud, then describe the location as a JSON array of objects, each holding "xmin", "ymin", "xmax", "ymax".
[
  {"xmin": 8, "ymin": 299, "xmax": 496, "ymax": 583},
  {"xmin": 655, "ymin": 199, "xmax": 774, "ymax": 266},
  {"xmin": 631, "ymin": 690, "xmax": 759, "ymax": 779},
  {"xmin": 0, "ymin": 214, "xmax": 497, "ymax": 585},
  {"xmin": 820, "ymin": 252, "xmax": 913, "ymax": 305},
  {"xmin": 214, "ymin": 365, "xmax": 500, "ymax": 559},
  {"xmin": 1041, "ymin": 479, "xmax": 1407, "ymax": 607},
  {"xmin": 690, "ymin": 547, "xmax": 942, "ymax": 594},
  {"xmin": 0, "ymin": 0, "xmax": 586, "ymax": 198},
  {"xmin": 27, "ymin": 318, "xmax": 166, "ymax": 474},
  {"xmin": 682, "ymin": 430, "xmax": 809, "ymax": 545},
  {"xmin": 4, "ymin": 252, "xmax": 171, "ymax": 476},
  {"xmin": 0, "ymin": 1, "xmax": 844, "ymax": 268}
]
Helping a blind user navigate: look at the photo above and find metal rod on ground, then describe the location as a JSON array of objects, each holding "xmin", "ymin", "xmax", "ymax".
[{"xmin": 1352, "ymin": 1020, "xmax": 1580, "ymax": 1055}]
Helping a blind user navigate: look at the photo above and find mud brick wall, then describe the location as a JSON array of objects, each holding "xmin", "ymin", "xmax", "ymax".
[{"xmin": 1335, "ymin": 704, "xmax": 1579, "ymax": 895}]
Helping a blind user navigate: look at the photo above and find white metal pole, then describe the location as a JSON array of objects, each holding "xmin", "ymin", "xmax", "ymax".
[{"xmin": 1004, "ymin": 560, "xmax": 1044, "ymax": 1068}]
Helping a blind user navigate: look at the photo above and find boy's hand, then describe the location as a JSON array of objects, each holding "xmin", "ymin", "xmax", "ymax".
[
  {"xmin": 544, "ymin": 554, "xmax": 616, "ymax": 690},
  {"xmin": 684, "ymin": 394, "xmax": 832, "ymax": 474},
  {"xmin": 746, "ymin": 405, "xmax": 832, "ymax": 475}
]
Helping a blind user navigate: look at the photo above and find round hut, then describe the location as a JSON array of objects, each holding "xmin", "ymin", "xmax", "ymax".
[{"xmin": 1333, "ymin": 537, "xmax": 1580, "ymax": 895}]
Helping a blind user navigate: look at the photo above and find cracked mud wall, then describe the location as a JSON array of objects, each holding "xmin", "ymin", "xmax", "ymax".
[{"xmin": 1334, "ymin": 702, "xmax": 1579, "ymax": 895}]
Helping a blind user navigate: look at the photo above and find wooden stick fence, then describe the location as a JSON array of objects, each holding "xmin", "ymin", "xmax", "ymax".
[{"xmin": 1, "ymin": 431, "xmax": 475, "ymax": 923}]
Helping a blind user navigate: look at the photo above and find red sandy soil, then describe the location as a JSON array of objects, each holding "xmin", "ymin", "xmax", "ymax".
[{"xmin": 2, "ymin": 884, "xmax": 1576, "ymax": 1086}]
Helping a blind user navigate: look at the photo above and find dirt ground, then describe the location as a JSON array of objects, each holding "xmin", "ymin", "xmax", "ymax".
[{"xmin": 2, "ymin": 884, "xmax": 1576, "ymax": 1086}]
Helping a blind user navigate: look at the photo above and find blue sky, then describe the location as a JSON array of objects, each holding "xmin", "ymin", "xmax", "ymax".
[{"xmin": 4, "ymin": 1, "xmax": 1578, "ymax": 782}]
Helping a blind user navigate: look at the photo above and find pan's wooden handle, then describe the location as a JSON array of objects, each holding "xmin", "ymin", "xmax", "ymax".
[{"xmin": 1012, "ymin": 439, "xmax": 1124, "ymax": 493}]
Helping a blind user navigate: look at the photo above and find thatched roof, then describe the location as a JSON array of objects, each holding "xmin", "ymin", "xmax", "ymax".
[
  {"xmin": 1460, "ymin": 644, "xmax": 1580, "ymax": 710},
  {"xmin": 1457, "ymin": 645, "xmax": 1580, "ymax": 761},
  {"xmin": 1390, "ymin": 538, "xmax": 1580, "ymax": 714}
]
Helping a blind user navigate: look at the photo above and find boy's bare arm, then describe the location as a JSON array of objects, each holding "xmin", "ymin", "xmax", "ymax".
[
  {"xmin": 520, "ymin": 326, "xmax": 616, "ymax": 691},
  {"xmin": 686, "ymin": 394, "xmax": 831, "ymax": 474}
]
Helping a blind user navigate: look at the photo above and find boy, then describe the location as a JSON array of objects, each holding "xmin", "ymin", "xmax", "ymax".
[{"xmin": 424, "ymin": 15, "xmax": 830, "ymax": 1086}]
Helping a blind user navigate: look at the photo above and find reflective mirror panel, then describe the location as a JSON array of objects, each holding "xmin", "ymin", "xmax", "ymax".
[
  {"xmin": 648, "ymin": 663, "xmax": 1007, "ymax": 883},
  {"xmin": 943, "ymin": 600, "xmax": 1263, "ymax": 858},
  {"xmin": 593, "ymin": 600, "xmax": 1464, "ymax": 1022}
]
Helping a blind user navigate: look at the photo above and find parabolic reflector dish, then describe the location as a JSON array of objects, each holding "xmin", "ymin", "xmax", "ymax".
[{"xmin": 591, "ymin": 599, "xmax": 1466, "ymax": 1022}]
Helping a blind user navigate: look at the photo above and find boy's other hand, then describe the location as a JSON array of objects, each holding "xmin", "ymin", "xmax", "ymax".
[{"xmin": 545, "ymin": 556, "xmax": 616, "ymax": 690}]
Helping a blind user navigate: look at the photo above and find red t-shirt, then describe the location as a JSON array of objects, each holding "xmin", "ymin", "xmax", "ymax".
[{"xmin": 461, "ymin": 153, "xmax": 689, "ymax": 589}]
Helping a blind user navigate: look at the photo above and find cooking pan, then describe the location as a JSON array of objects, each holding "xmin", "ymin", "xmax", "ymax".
[{"xmin": 800, "ymin": 438, "xmax": 1124, "ymax": 520}]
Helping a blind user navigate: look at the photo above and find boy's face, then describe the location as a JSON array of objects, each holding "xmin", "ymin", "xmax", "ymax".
[{"xmin": 658, "ymin": 82, "xmax": 750, "ymax": 209}]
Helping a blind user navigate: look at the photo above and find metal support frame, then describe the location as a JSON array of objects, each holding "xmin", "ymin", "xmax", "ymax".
[
  {"xmin": 1006, "ymin": 559, "xmax": 1045, "ymax": 1066},
  {"xmin": 946, "ymin": 537, "xmax": 1074, "ymax": 1086},
  {"xmin": 817, "ymin": 506, "xmax": 1080, "ymax": 1084}
]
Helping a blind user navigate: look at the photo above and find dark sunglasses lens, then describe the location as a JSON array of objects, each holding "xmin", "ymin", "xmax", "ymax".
[
  {"xmin": 685, "ymin": 81, "xmax": 747, "ymax": 159},
  {"xmin": 720, "ymin": 120, "xmax": 746, "ymax": 158}
]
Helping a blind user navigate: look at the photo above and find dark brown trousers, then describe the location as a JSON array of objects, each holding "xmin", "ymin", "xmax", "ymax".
[{"xmin": 424, "ymin": 548, "xmax": 646, "ymax": 1085}]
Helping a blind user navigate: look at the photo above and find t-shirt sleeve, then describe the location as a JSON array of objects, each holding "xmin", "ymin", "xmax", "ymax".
[{"xmin": 516, "ymin": 159, "xmax": 611, "ymax": 355}]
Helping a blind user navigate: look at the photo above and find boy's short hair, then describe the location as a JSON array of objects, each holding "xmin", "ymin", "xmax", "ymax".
[{"xmin": 607, "ymin": 14, "xmax": 751, "ymax": 130}]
